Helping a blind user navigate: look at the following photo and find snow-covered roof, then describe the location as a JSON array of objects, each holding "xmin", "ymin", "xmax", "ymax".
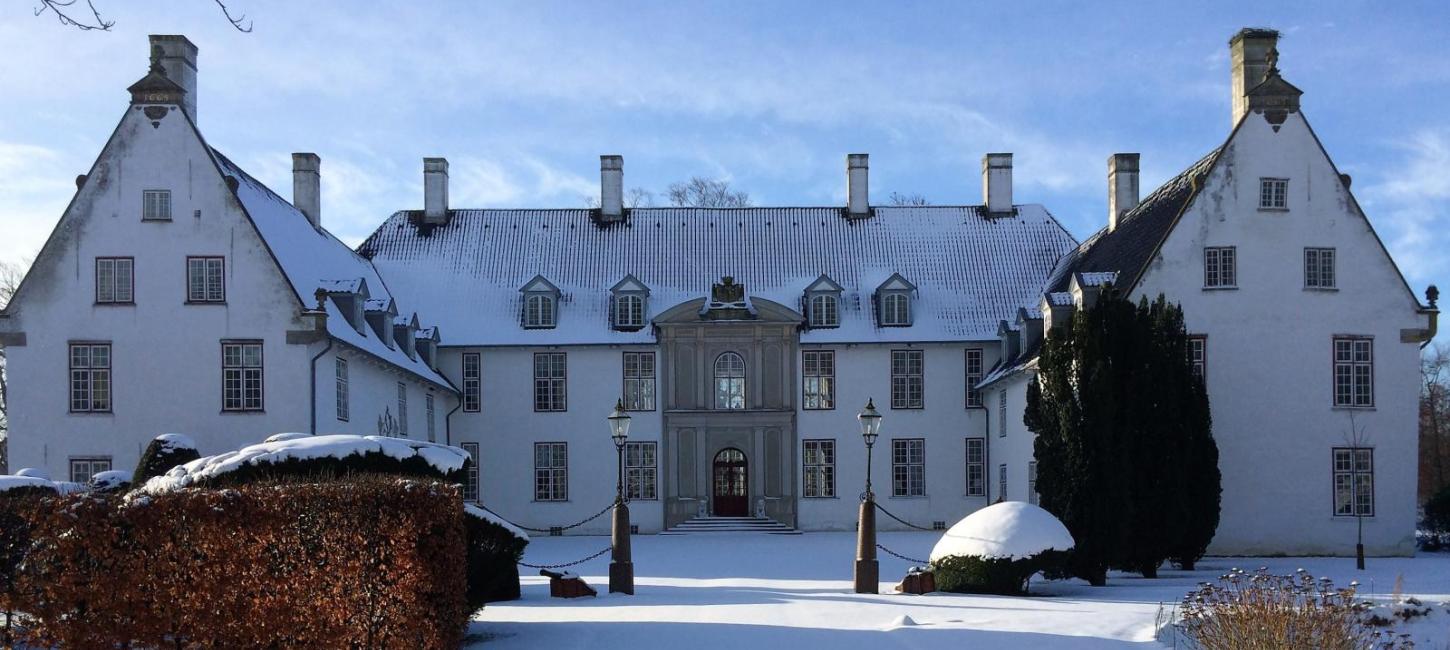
[
  {"xmin": 209, "ymin": 150, "xmax": 450, "ymax": 390},
  {"xmin": 359, "ymin": 205, "xmax": 1078, "ymax": 345}
]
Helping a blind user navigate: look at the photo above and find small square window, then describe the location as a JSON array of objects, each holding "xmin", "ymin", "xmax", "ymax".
[
  {"xmin": 1259, "ymin": 178, "xmax": 1288, "ymax": 210},
  {"xmin": 142, "ymin": 190, "xmax": 172, "ymax": 221}
]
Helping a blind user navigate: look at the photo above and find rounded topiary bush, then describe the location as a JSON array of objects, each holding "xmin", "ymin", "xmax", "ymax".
[
  {"xmin": 131, "ymin": 434, "xmax": 201, "ymax": 486},
  {"xmin": 930, "ymin": 502, "xmax": 1074, "ymax": 595},
  {"xmin": 463, "ymin": 505, "xmax": 530, "ymax": 610}
]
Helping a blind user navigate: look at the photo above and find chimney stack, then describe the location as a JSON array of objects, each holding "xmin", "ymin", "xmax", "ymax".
[
  {"xmin": 423, "ymin": 157, "xmax": 449, "ymax": 225},
  {"xmin": 292, "ymin": 153, "xmax": 321, "ymax": 228},
  {"xmin": 846, "ymin": 153, "xmax": 870, "ymax": 218},
  {"xmin": 1107, "ymin": 153, "xmax": 1140, "ymax": 232},
  {"xmin": 1230, "ymin": 28, "xmax": 1280, "ymax": 126},
  {"xmin": 982, "ymin": 153, "xmax": 1013, "ymax": 216},
  {"xmin": 599, "ymin": 155, "xmax": 624, "ymax": 222},
  {"xmin": 148, "ymin": 35, "xmax": 198, "ymax": 122}
]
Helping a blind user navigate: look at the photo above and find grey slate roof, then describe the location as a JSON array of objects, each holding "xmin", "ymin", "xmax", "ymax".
[{"xmin": 359, "ymin": 205, "xmax": 1079, "ymax": 346}]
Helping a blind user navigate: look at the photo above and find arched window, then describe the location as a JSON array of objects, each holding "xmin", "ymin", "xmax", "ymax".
[
  {"xmin": 615, "ymin": 294, "xmax": 645, "ymax": 329},
  {"xmin": 714, "ymin": 352, "xmax": 746, "ymax": 410},
  {"xmin": 882, "ymin": 293, "xmax": 910, "ymax": 326},
  {"xmin": 525, "ymin": 294, "xmax": 555, "ymax": 328},
  {"xmin": 809, "ymin": 293, "xmax": 839, "ymax": 328}
]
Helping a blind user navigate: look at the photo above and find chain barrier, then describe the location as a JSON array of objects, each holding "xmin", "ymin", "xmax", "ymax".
[
  {"xmin": 875, "ymin": 543, "xmax": 929, "ymax": 566},
  {"xmin": 476, "ymin": 501, "xmax": 616, "ymax": 534},
  {"xmin": 518, "ymin": 546, "xmax": 614, "ymax": 571},
  {"xmin": 872, "ymin": 502, "xmax": 937, "ymax": 532}
]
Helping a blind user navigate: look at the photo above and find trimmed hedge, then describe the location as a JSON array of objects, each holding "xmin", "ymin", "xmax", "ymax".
[
  {"xmin": 131, "ymin": 435, "xmax": 201, "ymax": 486},
  {"xmin": 10, "ymin": 477, "xmax": 469, "ymax": 648},
  {"xmin": 1, "ymin": 488, "xmax": 56, "ymax": 647},
  {"xmin": 465, "ymin": 508, "xmax": 529, "ymax": 608},
  {"xmin": 184, "ymin": 447, "xmax": 467, "ymax": 490},
  {"xmin": 933, "ymin": 551, "xmax": 1067, "ymax": 595}
]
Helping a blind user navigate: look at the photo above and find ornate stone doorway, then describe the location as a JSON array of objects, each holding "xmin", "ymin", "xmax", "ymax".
[{"xmin": 712, "ymin": 448, "xmax": 749, "ymax": 516}]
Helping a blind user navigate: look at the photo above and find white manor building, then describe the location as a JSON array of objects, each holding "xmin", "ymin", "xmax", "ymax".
[{"xmin": 0, "ymin": 30, "xmax": 1436, "ymax": 555}]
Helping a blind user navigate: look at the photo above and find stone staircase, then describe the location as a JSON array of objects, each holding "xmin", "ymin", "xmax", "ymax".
[{"xmin": 660, "ymin": 515, "xmax": 801, "ymax": 535}]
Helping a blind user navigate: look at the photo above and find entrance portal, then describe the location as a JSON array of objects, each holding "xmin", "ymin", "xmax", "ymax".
[{"xmin": 712, "ymin": 448, "xmax": 749, "ymax": 517}]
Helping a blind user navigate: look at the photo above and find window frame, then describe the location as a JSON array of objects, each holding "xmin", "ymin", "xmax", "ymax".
[
  {"xmin": 185, "ymin": 256, "xmax": 226, "ymax": 304},
  {"xmin": 142, "ymin": 189, "xmax": 172, "ymax": 221},
  {"xmin": 461, "ymin": 442, "xmax": 480, "ymax": 502},
  {"xmin": 68, "ymin": 342, "xmax": 113, "ymax": 413},
  {"xmin": 1332, "ymin": 447, "xmax": 1374, "ymax": 517},
  {"xmin": 965, "ymin": 438, "xmax": 985, "ymax": 497},
  {"xmin": 999, "ymin": 463, "xmax": 1008, "ymax": 501},
  {"xmin": 425, "ymin": 392, "xmax": 436, "ymax": 442},
  {"xmin": 965, "ymin": 348, "xmax": 984, "ymax": 408},
  {"xmin": 1203, "ymin": 246, "xmax": 1238, "ymax": 289},
  {"xmin": 220, "ymin": 340, "xmax": 264, "ymax": 413},
  {"xmin": 802, "ymin": 350, "xmax": 836, "ymax": 410},
  {"xmin": 713, "ymin": 352, "xmax": 747, "ymax": 410},
  {"xmin": 808, "ymin": 292, "xmax": 840, "ymax": 329},
  {"xmin": 1333, "ymin": 336, "xmax": 1374, "ymax": 408},
  {"xmin": 533, "ymin": 441, "xmax": 569, "ymax": 502},
  {"xmin": 69, "ymin": 456, "xmax": 113, "ymax": 484},
  {"xmin": 880, "ymin": 292, "xmax": 911, "ymax": 327},
  {"xmin": 94, "ymin": 257, "xmax": 134, "ymax": 305},
  {"xmin": 1259, "ymin": 177, "xmax": 1289, "ymax": 211},
  {"xmin": 396, "ymin": 382, "xmax": 409, "ymax": 437},
  {"xmin": 523, "ymin": 293, "xmax": 557, "ymax": 329},
  {"xmin": 802, "ymin": 439, "xmax": 836, "ymax": 498},
  {"xmin": 533, "ymin": 352, "xmax": 567, "ymax": 412},
  {"xmin": 1028, "ymin": 460, "xmax": 1039, "ymax": 505},
  {"xmin": 890, "ymin": 438, "xmax": 926, "ymax": 497},
  {"xmin": 1304, "ymin": 247, "xmax": 1337, "ymax": 290},
  {"xmin": 890, "ymin": 349, "xmax": 924, "ymax": 410},
  {"xmin": 613, "ymin": 293, "xmax": 646, "ymax": 330},
  {"xmin": 998, "ymin": 390, "xmax": 1008, "ymax": 437},
  {"xmin": 625, "ymin": 441, "xmax": 658, "ymax": 500},
  {"xmin": 1188, "ymin": 335, "xmax": 1207, "ymax": 382},
  {"xmin": 622, "ymin": 351, "xmax": 656, "ymax": 411},
  {"xmin": 335, "ymin": 356, "xmax": 349, "ymax": 422},
  {"xmin": 462, "ymin": 352, "xmax": 482, "ymax": 413}
]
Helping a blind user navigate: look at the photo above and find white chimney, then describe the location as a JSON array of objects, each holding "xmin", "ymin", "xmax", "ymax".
[
  {"xmin": 1230, "ymin": 28, "xmax": 1280, "ymax": 126},
  {"xmin": 846, "ymin": 153, "xmax": 869, "ymax": 218},
  {"xmin": 982, "ymin": 153, "xmax": 1013, "ymax": 215},
  {"xmin": 600, "ymin": 155, "xmax": 624, "ymax": 222},
  {"xmin": 292, "ymin": 153, "xmax": 321, "ymax": 228},
  {"xmin": 423, "ymin": 157, "xmax": 449, "ymax": 225},
  {"xmin": 1108, "ymin": 153, "xmax": 1140, "ymax": 232},
  {"xmin": 148, "ymin": 35, "xmax": 198, "ymax": 122}
]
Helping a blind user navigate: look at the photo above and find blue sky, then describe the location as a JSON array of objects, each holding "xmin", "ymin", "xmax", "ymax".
[{"xmin": 2, "ymin": 1, "xmax": 1447, "ymax": 301}]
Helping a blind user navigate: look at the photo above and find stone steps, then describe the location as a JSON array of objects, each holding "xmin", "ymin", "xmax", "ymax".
[{"xmin": 660, "ymin": 516, "xmax": 801, "ymax": 535}]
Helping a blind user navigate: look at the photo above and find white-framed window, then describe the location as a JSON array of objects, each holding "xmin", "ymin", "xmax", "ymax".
[
  {"xmin": 425, "ymin": 393, "xmax": 436, "ymax": 442},
  {"xmin": 714, "ymin": 352, "xmax": 746, "ymax": 410},
  {"xmin": 461, "ymin": 442, "xmax": 480, "ymax": 502},
  {"xmin": 803, "ymin": 439, "xmax": 836, "ymax": 498},
  {"xmin": 1259, "ymin": 177, "xmax": 1288, "ymax": 210},
  {"xmin": 186, "ymin": 257, "xmax": 225, "ymax": 303},
  {"xmin": 534, "ymin": 442, "xmax": 568, "ymax": 501},
  {"xmin": 965, "ymin": 438, "xmax": 985, "ymax": 497},
  {"xmin": 94, "ymin": 257, "xmax": 134, "ymax": 304},
  {"xmin": 462, "ymin": 353, "xmax": 481, "ymax": 413},
  {"xmin": 890, "ymin": 350, "xmax": 923, "ymax": 409},
  {"xmin": 998, "ymin": 390, "xmax": 1008, "ymax": 437},
  {"xmin": 882, "ymin": 293, "xmax": 911, "ymax": 326},
  {"xmin": 1204, "ymin": 246, "xmax": 1237, "ymax": 288},
  {"xmin": 334, "ymin": 357, "xmax": 349, "ymax": 422},
  {"xmin": 533, "ymin": 352, "xmax": 567, "ymax": 412},
  {"xmin": 69, "ymin": 457, "xmax": 112, "ymax": 484},
  {"xmin": 1333, "ymin": 447, "xmax": 1373, "ymax": 517},
  {"xmin": 999, "ymin": 464, "xmax": 1008, "ymax": 501},
  {"xmin": 524, "ymin": 294, "xmax": 556, "ymax": 328},
  {"xmin": 625, "ymin": 441, "xmax": 657, "ymax": 500},
  {"xmin": 142, "ymin": 189, "xmax": 171, "ymax": 221},
  {"xmin": 1028, "ymin": 461, "xmax": 1039, "ymax": 505},
  {"xmin": 69, "ymin": 343, "xmax": 112, "ymax": 413},
  {"xmin": 965, "ymin": 348, "xmax": 984, "ymax": 408},
  {"xmin": 396, "ymin": 382, "xmax": 408, "ymax": 437},
  {"xmin": 622, "ymin": 352, "xmax": 655, "ymax": 411},
  {"xmin": 891, "ymin": 438, "xmax": 925, "ymax": 497},
  {"xmin": 614, "ymin": 294, "xmax": 645, "ymax": 330},
  {"xmin": 1305, "ymin": 248, "xmax": 1336, "ymax": 289},
  {"xmin": 809, "ymin": 293, "xmax": 839, "ymax": 328},
  {"xmin": 1188, "ymin": 336, "xmax": 1207, "ymax": 382},
  {"xmin": 803, "ymin": 350, "xmax": 835, "ymax": 410},
  {"xmin": 1333, "ymin": 337, "xmax": 1374, "ymax": 407},
  {"xmin": 221, "ymin": 341, "xmax": 263, "ymax": 412}
]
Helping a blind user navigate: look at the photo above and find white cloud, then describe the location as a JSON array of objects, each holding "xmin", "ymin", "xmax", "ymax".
[
  {"xmin": 1359, "ymin": 129, "xmax": 1450, "ymax": 288},
  {"xmin": 0, "ymin": 141, "xmax": 82, "ymax": 266}
]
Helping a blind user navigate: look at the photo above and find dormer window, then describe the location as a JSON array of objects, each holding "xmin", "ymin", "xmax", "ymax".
[
  {"xmin": 804, "ymin": 274, "xmax": 843, "ymax": 329},
  {"xmin": 610, "ymin": 275, "xmax": 650, "ymax": 331},
  {"xmin": 520, "ymin": 275, "xmax": 560, "ymax": 330},
  {"xmin": 320, "ymin": 278, "xmax": 370, "ymax": 334},
  {"xmin": 875, "ymin": 273, "xmax": 916, "ymax": 327}
]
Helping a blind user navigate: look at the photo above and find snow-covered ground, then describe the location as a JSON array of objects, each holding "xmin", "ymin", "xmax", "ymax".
[{"xmin": 471, "ymin": 532, "xmax": 1450, "ymax": 649}]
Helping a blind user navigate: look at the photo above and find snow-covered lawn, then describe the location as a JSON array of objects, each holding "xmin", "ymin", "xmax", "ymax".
[{"xmin": 471, "ymin": 532, "xmax": 1450, "ymax": 649}]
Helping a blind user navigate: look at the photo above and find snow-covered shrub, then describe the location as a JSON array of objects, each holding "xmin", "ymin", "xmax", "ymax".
[
  {"xmin": 464, "ymin": 504, "xmax": 530, "ymax": 609},
  {"xmin": 130, "ymin": 434, "xmax": 201, "ymax": 486},
  {"xmin": 929, "ymin": 502, "xmax": 1074, "ymax": 595},
  {"xmin": 88, "ymin": 470, "xmax": 132, "ymax": 494}
]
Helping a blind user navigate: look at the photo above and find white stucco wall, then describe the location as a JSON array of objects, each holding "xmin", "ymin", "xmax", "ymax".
[
  {"xmin": 986, "ymin": 373, "xmax": 1035, "ymax": 504},
  {"xmin": 316, "ymin": 345, "xmax": 452, "ymax": 442}
]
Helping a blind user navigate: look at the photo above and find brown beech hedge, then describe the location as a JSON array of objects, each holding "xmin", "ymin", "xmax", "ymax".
[{"xmin": 7, "ymin": 477, "xmax": 469, "ymax": 649}]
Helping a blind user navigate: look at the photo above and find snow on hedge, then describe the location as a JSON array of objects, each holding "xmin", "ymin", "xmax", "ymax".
[
  {"xmin": 15, "ymin": 467, "xmax": 50, "ymax": 479},
  {"xmin": 154, "ymin": 433, "xmax": 198, "ymax": 452},
  {"xmin": 263, "ymin": 432, "xmax": 310, "ymax": 443},
  {"xmin": 138, "ymin": 434, "xmax": 473, "ymax": 495},
  {"xmin": 464, "ymin": 503, "xmax": 530, "ymax": 542},
  {"xmin": 0, "ymin": 475, "xmax": 60, "ymax": 494},
  {"xmin": 90, "ymin": 470, "xmax": 134, "ymax": 491},
  {"xmin": 930, "ymin": 501, "xmax": 1075, "ymax": 563}
]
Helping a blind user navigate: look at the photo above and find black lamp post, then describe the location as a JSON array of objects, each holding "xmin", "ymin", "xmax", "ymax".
[
  {"xmin": 854, "ymin": 398, "xmax": 882, "ymax": 594},
  {"xmin": 607, "ymin": 399, "xmax": 634, "ymax": 595}
]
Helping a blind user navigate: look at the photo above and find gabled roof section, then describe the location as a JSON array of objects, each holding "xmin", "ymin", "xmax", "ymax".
[
  {"xmin": 520, "ymin": 275, "xmax": 559, "ymax": 294},
  {"xmin": 875, "ymin": 273, "xmax": 916, "ymax": 293},
  {"xmin": 806, "ymin": 274, "xmax": 844, "ymax": 293},
  {"xmin": 610, "ymin": 274, "xmax": 650, "ymax": 294}
]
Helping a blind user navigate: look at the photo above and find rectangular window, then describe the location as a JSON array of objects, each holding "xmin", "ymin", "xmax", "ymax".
[
  {"xmin": 425, "ymin": 393, "xmax": 436, "ymax": 442},
  {"xmin": 186, "ymin": 257, "xmax": 225, "ymax": 303},
  {"xmin": 534, "ymin": 442, "xmax": 568, "ymax": 501},
  {"xmin": 396, "ymin": 382, "xmax": 408, "ymax": 436},
  {"xmin": 998, "ymin": 390, "xmax": 1008, "ymax": 437},
  {"xmin": 999, "ymin": 464, "xmax": 1008, "ymax": 501},
  {"xmin": 1028, "ymin": 461, "xmax": 1039, "ymax": 506},
  {"xmin": 461, "ymin": 442, "xmax": 480, "ymax": 502},
  {"xmin": 1305, "ymin": 248, "xmax": 1336, "ymax": 289},
  {"xmin": 68, "ymin": 343, "xmax": 112, "ymax": 413},
  {"xmin": 94, "ymin": 257, "xmax": 134, "ymax": 304},
  {"xmin": 1204, "ymin": 246, "xmax": 1237, "ymax": 288},
  {"xmin": 334, "ymin": 357, "xmax": 349, "ymax": 421},
  {"xmin": 1333, "ymin": 448, "xmax": 1374, "ymax": 516},
  {"xmin": 625, "ymin": 441, "xmax": 657, "ymax": 500},
  {"xmin": 533, "ymin": 352, "xmax": 567, "ymax": 412},
  {"xmin": 462, "ymin": 353, "xmax": 481, "ymax": 413},
  {"xmin": 965, "ymin": 438, "xmax": 985, "ymax": 497},
  {"xmin": 69, "ymin": 457, "xmax": 112, "ymax": 484},
  {"xmin": 891, "ymin": 438, "xmax": 925, "ymax": 497},
  {"xmin": 1259, "ymin": 178, "xmax": 1288, "ymax": 210},
  {"xmin": 622, "ymin": 352, "xmax": 656, "ymax": 411},
  {"xmin": 1188, "ymin": 336, "xmax": 1207, "ymax": 382},
  {"xmin": 890, "ymin": 350, "xmax": 924, "ymax": 409},
  {"xmin": 1333, "ymin": 337, "xmax": 1374, "ymax": 407},
  {"xmin": 803, "ymin": 439, "xmax": 836, "ymax": 498},
  {"xmin": 965, "ymin": 348, "xmax": 983, "ymax": 408},
  {"xmin": 221, "ymin": 341, "xmax": 263, "ymax": 412},
  {"xmin": 803, "ymin": 350, "xmax": 836, "ymax": 410},
  {"xmin": 142, "ymin": 189, "xmax": 171, "ymax": 221}
]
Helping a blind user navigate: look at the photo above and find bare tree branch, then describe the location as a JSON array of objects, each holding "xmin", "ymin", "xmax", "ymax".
[
  {"xmin": 34, "ymin": 0, "xmax": 114, "ymax": 31},
  {"xmin": 887, "ymin": 191, "xmax": 931, "ymax": 206},
  {"xmin": 666, "ymin": 177, "xmax": 751, "ymax": 208},
  {"xmin": 213, "ymin": 0, "xmax": 252, "ymax": 33}
]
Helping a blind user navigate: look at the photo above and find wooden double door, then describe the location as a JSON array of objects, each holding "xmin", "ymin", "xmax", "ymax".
[{"xmin": 712, "ymin": 448, "xmax": 748, "ymax": 517}]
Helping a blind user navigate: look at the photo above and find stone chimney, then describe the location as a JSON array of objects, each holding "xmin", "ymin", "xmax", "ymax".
[
  {"xmin": 846, "ymin": 153, "xmax": 869, "ymax": 218},
  {"xmin": 423, "ymin": 157, "xmax": 449, "ymax": 225},
  {"xmin": 982, "ymin": 153, "xmax": 1013, "ymax": 216},
  {"xmin": 1230, "ymin": 28, "xmax": 1280, "ymax": 126},
  {"xmin": 599, "ymin": 155, "xmax": 624, "ymax": 223},
  {"xmin": 1108, "ymin": 153, "xmax": 1140, "ymax": 232},
  {"xmin": 149, "ymin": 35, "xmax": 198, "ymax": 122},
  {"xmin": 292, "ymin": 153, "xmax": 321, "ymax": 228}
]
